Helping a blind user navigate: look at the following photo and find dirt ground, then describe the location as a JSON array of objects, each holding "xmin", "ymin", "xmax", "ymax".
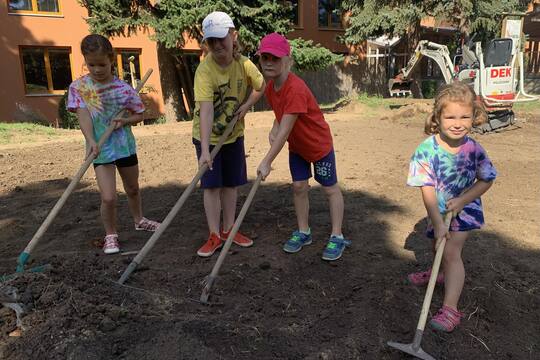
[{"xmin": 0, "ymin": 100, "xmax": 539, "ymax": 360}]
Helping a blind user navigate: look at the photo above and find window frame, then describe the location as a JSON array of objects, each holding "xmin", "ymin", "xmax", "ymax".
[
  {"xmin": 318, "ymin": 0, "xmax": 343, "ymax": 30},
  {"xmin": 115, "ymin": 48, "xmax": 143, "ymax": 88},
  {"xmin": 7, "ymin": 0, "xmax": 63, "ymax": 16},
  {"xmin": 19, "ymin": 45, "xmax": 74, "ymax": 96}
]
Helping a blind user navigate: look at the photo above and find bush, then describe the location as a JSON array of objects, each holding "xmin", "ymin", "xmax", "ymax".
[
  {"xmin": 58, "ymin": 91, "xmax": 79, "ymax": 129},
  {"xmin": 421, "ymin": 80, "xmax": 438, "ymax": 99}
]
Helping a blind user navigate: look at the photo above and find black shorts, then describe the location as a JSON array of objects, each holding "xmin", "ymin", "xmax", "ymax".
[{"xmin": 93, "ymin": 154, "xmax": 138, "ymax": 168}]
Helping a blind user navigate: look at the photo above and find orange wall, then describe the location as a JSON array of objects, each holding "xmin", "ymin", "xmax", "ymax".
[
  {"xmin": 0, "ymin": 0, "xmax": 167, "ymax": 124},
  {"xmin": 288, "ymin": 0, "xmax": 349, "ymax": 53}
]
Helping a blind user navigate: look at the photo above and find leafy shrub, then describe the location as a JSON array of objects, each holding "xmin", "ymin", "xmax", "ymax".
[
  {"xmin": 289, "ymin": 38, "xmax": 344, "ymax": 72},
  {"xmin": 58, "ymin": 91, "xmax": 79, "ymax": 129}
]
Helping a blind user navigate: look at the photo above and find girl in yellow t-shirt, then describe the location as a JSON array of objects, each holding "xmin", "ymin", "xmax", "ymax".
[{"xmin": 192, "ymin": 11, "xmax": 265, "ymax": 257}]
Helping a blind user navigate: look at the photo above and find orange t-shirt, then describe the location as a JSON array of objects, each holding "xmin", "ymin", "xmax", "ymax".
[{"xmin": 265, "ymin": 73, "xmax": 332, "ymax": 162}]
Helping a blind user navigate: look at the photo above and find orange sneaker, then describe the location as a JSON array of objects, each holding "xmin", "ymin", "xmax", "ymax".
[
  {"xmin": 220, "ymin": 229, "xmax": 253, "ymax": 247},
  {"xmin": 197, "ymin": 233, "xmax": 223, "ymax": 257}
]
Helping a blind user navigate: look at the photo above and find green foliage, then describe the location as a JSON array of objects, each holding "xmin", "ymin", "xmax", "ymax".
[
  {"xmin": 356, "ymin": 92, "xmax": 386, "ymax": 108},
  {"xmin": 58, "ymin": 91, "xmax": 80, "ymax": 129},
  {"xmin": 341, "ymin": 0, "xmax": 528, "ymax": 45},
  {"xmin": 80, "ymin": 1, "xmax": 338, "ymax": 70},
  {"xmin": 290, "ymin": 38, "xmax": 343, "ymax": 72},
  {"xmin": 421, "ymin": 80, "xmax": 438, "ymax": 99}
]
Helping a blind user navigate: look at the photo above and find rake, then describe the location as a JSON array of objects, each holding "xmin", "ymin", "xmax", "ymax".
[
  {"xmin": 14, "ymin": 69, "xmax": 153, "ymax": 275},
  {"xmin": 387, "ymin": 212, "xmax": 453, "ymax": 360},
  {"xmin": 200, "ymin": 173, "xmax": 263, "ymax": 304}
]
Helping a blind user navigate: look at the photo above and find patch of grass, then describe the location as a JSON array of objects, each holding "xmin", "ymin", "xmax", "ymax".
[
  {"xmin": 513, "ymin": 99, "xmax": 540, "ymax": 112},
  {"xmin": 0, "ymin": 123, "xmax": 62, "ymax": 145},
  {"xmin": 356, "ymin": 92, "xmax": 386, "ymax": 108}
]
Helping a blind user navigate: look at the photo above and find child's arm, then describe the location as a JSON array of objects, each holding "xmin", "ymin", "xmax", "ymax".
[
  {"xmin": 269, "ymin": 119, "xmax": 279, "ymax": 145},
  {"xmin": 234, "ymin": 81, "xmax": 266, "ymax": 121},
  {"xmin": 112, "ymin": 112, "xmax": 144, "ymax": 129},
  {"xmin": 77, "ymin": 108, "xmax": 99, "ymax": 158},
  {"xmin": 257, "ymin": 114, "xmax": 297, "ymax": 180},
  {"xmin": 199, "ymin": 101, "xmax": 214, "ymax": 170},
  {"xmin": 446, "ymin": 180, "xmax": 493, "ymax": 214},
  {"xmin": 420, "ymin": 186, "xmax": 448, "ymax": 242}
]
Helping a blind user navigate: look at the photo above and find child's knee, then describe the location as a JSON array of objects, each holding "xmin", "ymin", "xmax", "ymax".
[
  {"xmin": 124, "ymin": 184, "xmax": 140, "ymax": 198},
  {"xmin": 322, "ymin": 183, "xmax": 341, "ymax": 196},
  {"xmin": 101, "ymin": 193, "xmax": 117, "ymax": 206},
  {"xmin": 292, "ymin": 181, "xmax": 309, "ymax": 195}
]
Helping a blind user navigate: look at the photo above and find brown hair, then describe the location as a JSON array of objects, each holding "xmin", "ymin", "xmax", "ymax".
[
  {"xmin": 81, "ymin": 34, "xmax": 114, "ymax": 62},
  {"xmin": 424, "ymin": 82, "xmax": 488, "ymax": 135}
]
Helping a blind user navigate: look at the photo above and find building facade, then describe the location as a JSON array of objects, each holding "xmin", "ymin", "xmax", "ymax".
[{"xmin": 0, "ymin": 0, "xmax": 169, "ymax": 125}]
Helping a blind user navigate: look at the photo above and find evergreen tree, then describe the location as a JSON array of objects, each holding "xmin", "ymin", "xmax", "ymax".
[{"xmin": 341, "ymin": 0, "xmax": 530, "ymax": 48}]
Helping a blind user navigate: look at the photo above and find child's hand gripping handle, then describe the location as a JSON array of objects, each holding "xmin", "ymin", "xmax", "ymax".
[{"xmin": 17, "ymin": 69, "xmax": 153, "ymax": 272}]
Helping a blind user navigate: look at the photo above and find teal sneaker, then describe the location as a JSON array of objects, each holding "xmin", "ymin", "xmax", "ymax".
[
  {"xmin": 322, "ymin": 236, "xmax": 351, "ymax": 261},
  {"xmin": 283, "ymin": 231, "xmax": 312, "ymax": 253}
]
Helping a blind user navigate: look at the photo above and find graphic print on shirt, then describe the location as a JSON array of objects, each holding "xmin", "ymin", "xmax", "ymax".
[{"xmin": 213, "ymin": 81, "xmax": 240, "ymax": 135}]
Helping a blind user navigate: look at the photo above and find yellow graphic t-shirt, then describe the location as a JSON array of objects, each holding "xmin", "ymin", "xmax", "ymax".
[{"xmin": 192, "ymin": 54, "xmax": 264, "ymax": 144}]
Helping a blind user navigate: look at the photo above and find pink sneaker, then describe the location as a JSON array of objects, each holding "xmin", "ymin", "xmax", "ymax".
[
  {"xmin": 135, "ymin": 217, "xmax": 161, "ymax": 232},
  {"xmin": 430, "ymin": 305, "xmax": 463, "ymax": 332},
  {"xmin": 407, "ymin": 268, "xmax": 444, "ymax": 286},
  {"xmin": 103, "ymin": 234, "xmax": 120, "ymax": 254}
]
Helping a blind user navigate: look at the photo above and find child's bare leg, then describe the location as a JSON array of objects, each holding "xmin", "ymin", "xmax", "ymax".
[
  {"xmin": 94, "ymin": 165, "xmax": 118, "ymax": 235},
  {"xmin": 118, "ymin": 164, "xmax": 142, "ymax": 224},
  {"xmin": 203, "ymin": 188, "xmax": 222, "ymax": 235},
  {"xmin": 322, "ymin": 183, "xmax": 344, "ymax": 235},
  {"xmin": 220, "ymin": 186, "xmax": 237, "ymax": 231},
  {"xmin": 292, "ymin": 180, "xmax": 310, "ymax": 232},
  {"xmin": 442, "ymin": 231, "xmax": 468, "ymax": 310}
]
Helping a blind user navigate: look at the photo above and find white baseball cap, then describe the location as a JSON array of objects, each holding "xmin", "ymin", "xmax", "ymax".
[{"xmin": 202, "ymin": 11, "xmax": 235, "ymax": 41}]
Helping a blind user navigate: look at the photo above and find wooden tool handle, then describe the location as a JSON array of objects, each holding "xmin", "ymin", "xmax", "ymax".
[
  {"xmin": 416, "ymin": 212, "xmax": 453, "ymax": 331},
  {"xmin": 21, "ymin": 69, "xmax": 153, "ymax": 257}
]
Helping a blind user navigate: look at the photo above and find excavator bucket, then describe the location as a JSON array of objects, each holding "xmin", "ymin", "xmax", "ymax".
[{"xmin": 388, "ymin": 75, "xmax": 412, "ymax": 97}]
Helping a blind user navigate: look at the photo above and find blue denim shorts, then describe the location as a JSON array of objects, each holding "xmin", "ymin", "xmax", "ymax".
[
  {"xmin": 193, "ymin": 136, "xmax": 247, "ymax": 189},
  {"xmin": 289, "ymin": 149, "xmax": 338, "ymax": 186}
]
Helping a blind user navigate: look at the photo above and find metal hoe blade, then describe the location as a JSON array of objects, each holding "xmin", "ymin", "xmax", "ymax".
[{"xmin": 388, "ymin": 333, "xmax": 436, "ymax": 360}]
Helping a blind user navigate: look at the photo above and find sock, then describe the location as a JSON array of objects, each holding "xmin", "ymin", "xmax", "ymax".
[
  {"xmin": 331, "ymin": 233, "xmax": 343, "ymax": 239},
  {"xmin": 300, "ymin": 228, "xmax": 311, "ymax": 235}
]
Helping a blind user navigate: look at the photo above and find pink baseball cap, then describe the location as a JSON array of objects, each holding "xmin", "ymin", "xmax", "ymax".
[{"xmin": 257, "ymin": 33, "xmax": 290, "ymax": 58}]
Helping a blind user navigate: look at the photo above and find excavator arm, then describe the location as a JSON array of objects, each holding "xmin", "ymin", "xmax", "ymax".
[{"xmin": 388, "ymin": 40, "xmax": 456, "ymax": 97}]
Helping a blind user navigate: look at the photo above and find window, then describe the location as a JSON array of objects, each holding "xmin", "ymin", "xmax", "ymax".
[
  {"xmin": 8, "ymin": 0, "xmax": 61, "ymax": 14},
  {"xmin": 285, "ymin": 0, "xmax": 300, "ymax": 26},
  {"xmin": 20, "ymin": 47, "xmax": 72, "ymax": 94},
  {"xmin": 115, "ymin": 50, "xmax": 142, "ymax": 87},
  {"xmin": 318, "ymin": 0, "xmax": 342, "ymax": 28}
]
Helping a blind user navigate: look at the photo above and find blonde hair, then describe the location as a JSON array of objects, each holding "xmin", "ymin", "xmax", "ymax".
[
  {"xmin": 424, "ymin": 82, "xmax": 488, "ymax": 135},
  {"xmin": 230, "ymin": 29, "xmax": 242, "ymax": 60}
]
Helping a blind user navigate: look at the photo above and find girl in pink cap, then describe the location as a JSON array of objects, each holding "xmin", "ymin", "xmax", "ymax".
[
  {"xmin": 256, "ymin": 33, "xmax": 349, "ymax": 261},
  {"xmin": 192, "ymin": 12, "xmax": 266, "ymax": 257}
]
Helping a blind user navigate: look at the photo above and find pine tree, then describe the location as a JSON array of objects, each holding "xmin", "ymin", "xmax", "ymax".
[{"xmin": 341, "ymin": 0, "xmax": 530, "ymax": 48}]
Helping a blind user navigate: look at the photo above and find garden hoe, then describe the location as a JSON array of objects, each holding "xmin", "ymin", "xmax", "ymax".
[
  {"xmin": 387, "ymin": 212, "xmax": 453, "ymax": 360},
  {"xmin": 118, "ymin": 96, "xmax": 248, "ymax": 285},
  {"xmin": 200, "ymin": 173, "xmax": 263, "ymax": 304},
  {"xmin": 13, "ymin": 69, "xmax": 153, "ymax": 276}
]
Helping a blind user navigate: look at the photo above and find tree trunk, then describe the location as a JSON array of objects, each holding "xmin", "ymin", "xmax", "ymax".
[{"xmin": 157, "ymin": 42, "xmax": 189, "ymax": 122}]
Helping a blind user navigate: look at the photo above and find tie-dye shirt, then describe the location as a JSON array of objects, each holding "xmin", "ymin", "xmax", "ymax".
[
  {"xmin": 407, "ymin": 135, "xmax": 497, "ymax": 233},
  {"xmin": 67, "ymin": 75, "xmax": 144, "ymax": 164}
]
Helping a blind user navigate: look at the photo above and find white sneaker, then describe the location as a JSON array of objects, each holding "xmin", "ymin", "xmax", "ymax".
[{"xmin": 103, "ymin": 234, "xmax": 120, "ymax": 254}]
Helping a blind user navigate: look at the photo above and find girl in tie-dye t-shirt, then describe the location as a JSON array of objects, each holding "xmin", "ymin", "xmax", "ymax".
[
  {"xmin": 406, "ymin": 82, "xmax": 496, "ymax": 333},
  {"xmin": 67, "ymin": 34, "xmax": 160, "ymax": 255}
]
